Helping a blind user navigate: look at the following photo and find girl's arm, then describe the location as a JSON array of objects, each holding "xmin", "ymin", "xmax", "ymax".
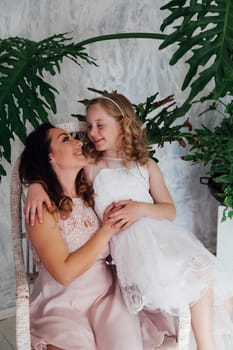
[
  {"xmin": 146, "ymin": 157, "xmax": 176, "ymax": 219},
  {"xmin": 24, "ymin": 183, "xmax": 51, "ymax": 225},
  {"xmin": 27, "ymin": 204, "xmax": 121, "ymax": 286},
  {"xmin": 108, "ymin": 158, "xmax": 176, "ymax": 228},
  {"xmin": 25, "ymin": 163, "xmax": 92, "ymax": 226}
]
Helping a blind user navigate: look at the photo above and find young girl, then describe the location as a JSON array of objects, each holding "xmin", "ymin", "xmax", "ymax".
[{"xmin": 26, "ymin": 93, "xmax": 233, "ymax": 350}]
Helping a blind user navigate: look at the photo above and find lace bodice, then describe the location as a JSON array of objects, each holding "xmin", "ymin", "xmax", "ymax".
[
  {"xmin": 33, "ymin": 198, "xmax": 108, "ymax": 266},
  {"xmin": 58, "ymin": 198, "xmax": 100, "ymax": 253}
]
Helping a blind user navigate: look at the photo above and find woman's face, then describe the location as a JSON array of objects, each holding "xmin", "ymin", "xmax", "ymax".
[
  {"xmin": 48, "ymin": 128, "xmax": 88, "ymax": 171},
  {"xmin": 86, "ymin": 103, "xmax": 123, "ymax": 157}
]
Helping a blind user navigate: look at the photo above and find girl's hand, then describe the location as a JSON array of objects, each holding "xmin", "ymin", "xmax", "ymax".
[
  {"xmin": 24, "ymin": 183, "xmax": 51, "ymax": 225},
  {"xmin": 102, "ymin": 203, "xmax": 126, "ymax": 235},
  {"xmin": 107, "ymin": 200, "xmax": 144, "ymax": 229}
]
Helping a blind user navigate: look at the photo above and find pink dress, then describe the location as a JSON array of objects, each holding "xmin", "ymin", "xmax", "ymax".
[{"xmin": 30, "ymin": 198, "xmax": 168, "ymax": 350}]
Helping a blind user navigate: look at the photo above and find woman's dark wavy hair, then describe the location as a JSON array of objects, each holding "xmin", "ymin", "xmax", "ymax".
[{"xmin": 19, "ymin": 122, "xmax": 94, "ymax": 218}]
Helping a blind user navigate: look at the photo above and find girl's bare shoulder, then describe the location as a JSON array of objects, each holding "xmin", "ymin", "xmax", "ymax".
[{"xmin": 147, "ymin": 157, "xmax": 161, "ymax": 172}]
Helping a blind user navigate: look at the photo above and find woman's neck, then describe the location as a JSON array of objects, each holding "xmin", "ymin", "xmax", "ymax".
[{"xmin": 57, "ymin": 171, "xmax": 78, "ymax": 198}]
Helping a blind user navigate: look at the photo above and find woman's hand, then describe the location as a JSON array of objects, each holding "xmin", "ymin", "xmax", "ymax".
[
  {"xmin": 106, "ymin": 200, "xmax": 144, "ymax": 230},
  {"xmin": 24, "ymin": 183, "xmax": 51, "ymax": 225}
]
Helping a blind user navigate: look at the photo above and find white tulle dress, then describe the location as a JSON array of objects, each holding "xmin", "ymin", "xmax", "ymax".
[{"xmin": 87, "ymin": 157, "xmax": 233, "ymax": 349}]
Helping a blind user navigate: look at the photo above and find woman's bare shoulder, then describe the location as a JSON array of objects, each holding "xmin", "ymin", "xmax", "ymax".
[{"xmin": 26, "ymin": 205, "xmax": 58, "ymax": 235}]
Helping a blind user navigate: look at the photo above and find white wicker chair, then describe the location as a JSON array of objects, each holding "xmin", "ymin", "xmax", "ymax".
[{"xmin": 10, "ymin": 121, "xmax": 191, "ymax": 350}]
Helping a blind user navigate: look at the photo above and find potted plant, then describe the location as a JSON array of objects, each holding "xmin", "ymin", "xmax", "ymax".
[
  {"xmin": 182, "ymin": 99, "xmax": 233, "ymax": 221},
  {"xmin": 155, "ymin": 0, "xmax": 233, "ymax": 221},
  {"xmin": 181, "ymin": 99, "xmax": 233, "ymax": 268},
  {"xmin": 155, "ymin": 0, "xmax": 233, "ymax": 268}
]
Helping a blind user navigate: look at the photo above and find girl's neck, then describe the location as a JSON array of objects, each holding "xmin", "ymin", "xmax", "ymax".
[
  {"xmin": 102, "ymin": 155, "xmax": 123, "ymax": 160},
  {"xmin": 103, "ymin": 150, "xmax": 123, "ymax": 159}
]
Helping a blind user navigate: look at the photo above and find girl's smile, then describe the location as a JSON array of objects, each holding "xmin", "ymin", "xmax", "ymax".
[{"xmin": 86, "ymin": 103, "xmax": 123, "ymax": 157}]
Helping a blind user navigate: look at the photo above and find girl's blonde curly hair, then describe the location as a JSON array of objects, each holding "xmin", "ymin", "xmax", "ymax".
[{"xmin": 86, "ymin": 93, "xmax": 149, "ymax": 166}]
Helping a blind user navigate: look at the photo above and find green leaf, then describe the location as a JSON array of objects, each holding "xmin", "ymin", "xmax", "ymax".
[
  {"xmin": 183, "ymin": 99, "xmax": 233, "ymax": 220},
  {"xmin": 0, "ymin": 31, "xmax": 171, "ymax": 181},
  {"xmin": 159, "ymin": 0, "xmax": 233, "ymax": 108},
  {"xmin": 0, "ymin": 32, "xmax": 100, "ymax": 180}
]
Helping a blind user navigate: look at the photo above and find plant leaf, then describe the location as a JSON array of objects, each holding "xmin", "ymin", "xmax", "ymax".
[
  {"xmin": 159, "ymin": 0, "xmax": 233, "ymax": 108},
  {"xmin": 0, "ymin": 33, "xmax": 97, "ymax": 182}
]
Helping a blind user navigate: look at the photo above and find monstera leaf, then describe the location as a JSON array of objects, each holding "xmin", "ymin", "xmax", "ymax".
[
  {"xmin": 0, "ymin": 31, "xmax": 165, "ymax": 181},
  {"xmin": 159, "ymin": 0, "xmax": 233, "ymax": 112},
  {"xmin": 0, "ymin": 33, "xmax": 97, "ymax": 179}
]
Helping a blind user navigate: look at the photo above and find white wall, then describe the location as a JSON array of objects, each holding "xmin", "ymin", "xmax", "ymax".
[{"xmin": 0, "ymin": 0, "xmax": 218, "ymax": 310}]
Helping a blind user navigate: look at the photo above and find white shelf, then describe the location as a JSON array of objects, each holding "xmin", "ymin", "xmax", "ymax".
[{"xmin": 216, "ymin": 205, "xmax": 233, "ymax": 271}]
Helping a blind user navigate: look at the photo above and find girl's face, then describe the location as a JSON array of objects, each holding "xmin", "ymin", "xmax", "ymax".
[
  {"xmin": 86, "ymin": 103, "xmax": 123, "ymax": 157},
  {"xmin": 48, "ymin": 128, "xmax": 88, "ymax": 172}
]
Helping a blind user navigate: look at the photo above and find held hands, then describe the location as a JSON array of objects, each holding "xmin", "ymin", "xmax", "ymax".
[
  {"xmin": 25, "ymin": 183, "xmax": 142, "ymax": 233},
  {"xmin": 102, "ymin": 203, "xmax": 125, "ymax": 236},
  {"xmin": 106, "ymin": 200, "xmax": 143, "ymax": 230},
  {"xmin": 24, "ymin": 183, "xmax": 51, "ymax": 225}
]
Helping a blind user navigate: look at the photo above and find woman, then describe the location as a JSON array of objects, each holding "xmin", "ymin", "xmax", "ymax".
[{"xmin": 19, "ymin": 122, "xmax": 165, "ymax": 350}]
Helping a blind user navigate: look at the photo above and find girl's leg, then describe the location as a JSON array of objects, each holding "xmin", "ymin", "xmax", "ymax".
[
  {"xmin": 47, "ymin": 345, "xmax": 63, "ymax": 350},
  {"xmin": 190, "ymin": 288, "xmax": 217, "ymax": 350}
]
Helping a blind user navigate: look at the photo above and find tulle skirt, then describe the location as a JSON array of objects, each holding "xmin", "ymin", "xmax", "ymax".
[{"xmin": 110, "ymin": 217, "xmax": 233, "ymax": 348}]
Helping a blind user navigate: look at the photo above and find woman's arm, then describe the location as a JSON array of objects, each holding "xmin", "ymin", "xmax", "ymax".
[
  {"xmin": 107, "ymin": 159, "xmax": 176, "ymax": 228},
  {"xmin": 27, "ymin": 205, "xmax": 120, "ymax": 286}
]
